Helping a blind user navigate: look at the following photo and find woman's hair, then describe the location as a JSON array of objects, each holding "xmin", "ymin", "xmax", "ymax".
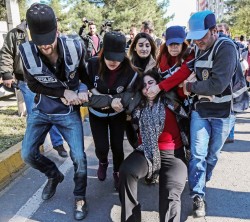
[
  {"xmin": 156, "ymin": 41, "xmax": 190, "ymax": 67},
  {"xmin": 98, "ymin": 48, "xmax": 137, "ymax": 79},
  {"xmin": 128, "ymin": 32, "xmax": 157, "ymax": 62},
  {"xmin": 137, "ymin": 68, "xmax": 163, "ymax": 108}
]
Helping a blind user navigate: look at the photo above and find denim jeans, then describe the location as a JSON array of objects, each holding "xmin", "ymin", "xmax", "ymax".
[
  {"xmin": 17, "ymin": 80, "xmax": 63, "ymax": 147},
  {"xmin": 188, "ymin": 111, "xmax": 236, "ymax": 198},
  {"xmin": 21, "ymin": 109, "xmax": 87, "ymax": 197}
]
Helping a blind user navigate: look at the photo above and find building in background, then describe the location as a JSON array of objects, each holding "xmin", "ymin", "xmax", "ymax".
[{"xmin": 196, "ymin": 0, "xmax": 225, "ymax": 22}]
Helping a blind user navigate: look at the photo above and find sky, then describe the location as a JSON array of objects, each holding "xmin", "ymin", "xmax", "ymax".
[{"xmin": 166, "ymin": 0, "xmax": 197, "ymax": 27}]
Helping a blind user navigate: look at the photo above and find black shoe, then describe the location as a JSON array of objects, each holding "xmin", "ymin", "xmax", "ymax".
[
  {"xmin": 225, "ymin": 138, "xmax": 234, "ymax": 144},
  {"xmin": 54, "ymin": 145, "xmax": 68, "ymax": 158},
  {"xmin": 193, "ymin": 196, "xmax": 206, "ymax": 218},
  {"xmin": 42, "ymin": 172, "xmax": 64, "ymax": 200},
  {"xmin": 97, "ymin": 161, "xmax": 109, "ymax": 181},
  {"xmin": 74, "ymin": 198, "xmax": 88, "ymax": 220}
]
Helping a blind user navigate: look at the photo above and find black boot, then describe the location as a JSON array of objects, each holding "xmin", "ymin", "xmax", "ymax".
[
  {"xmin": 74, "ymin": 197, "xmax": 88, "ymax": 220},
  {"xmin": 42, "ymin": 171, "xmax": 64, "ymax": 200},
  {"xmin": 54, "ymin": 144, "xmax": 68, "ymax": 158}
]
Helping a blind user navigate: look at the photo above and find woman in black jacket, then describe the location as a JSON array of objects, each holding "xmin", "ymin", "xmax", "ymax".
[{"xmin": 87, "ymin": 31, "xmax": 138, "ymax": 190}]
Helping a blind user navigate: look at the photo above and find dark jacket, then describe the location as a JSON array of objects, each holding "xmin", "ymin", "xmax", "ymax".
[
  {"xmin": 87, "ymin": 56, "xmax": 137, "ymax": 114},
  {"xmin": 0, "ymin": 21, "xmax": 28, "ymax": 81},
  {"xmin": 81, "ymin": 33, "xmax": 103, "ymax": 60}
]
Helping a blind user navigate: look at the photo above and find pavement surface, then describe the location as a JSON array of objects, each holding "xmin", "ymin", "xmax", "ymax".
[{"xmin": 0, "ymin": 95, "xmax": 250, "ymax": 222}]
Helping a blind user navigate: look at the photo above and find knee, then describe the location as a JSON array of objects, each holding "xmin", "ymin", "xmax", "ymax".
[
  {"xmin": 119, "ymin": 162, "xmax": 136, "ymax": 180},
  {"xmin": 21, "ymin": 148, "xmax": 34, "ymax": 164}
]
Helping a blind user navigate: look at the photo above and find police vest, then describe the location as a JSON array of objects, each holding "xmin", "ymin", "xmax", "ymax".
[
  {"xmin": 19, "ymin": 37, "xmax": 82, "ymax": 115},
  {"xmin": 193, "ymin": 37, "xmax": 237, "ymax": 118},
  {"xmin": 214, "ymin": 37, "xmax": 249, "ymax": 112}
]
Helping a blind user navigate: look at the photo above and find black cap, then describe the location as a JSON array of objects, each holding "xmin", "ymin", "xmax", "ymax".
[
  {"xmin": 26, "ymin": 3, "xmax": 57, "ymax": 45},
  {"xmin": 103, "ymin": 32, "xmax": 126, "ymax": 62}
]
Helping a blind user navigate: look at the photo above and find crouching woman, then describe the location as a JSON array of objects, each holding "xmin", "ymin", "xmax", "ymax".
[{"xmin": 118, "ymin": 69, "xmax": 188, "ymax": 222}]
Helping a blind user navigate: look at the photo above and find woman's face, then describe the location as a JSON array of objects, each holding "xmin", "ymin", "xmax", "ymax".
[
  {"xmin": 135, "ymin": 38, "xmax": 151, "ymax": 58},
  {"xmin": 104, "ymin": 58, "xmax": 121, "ymax": 70},
  {"xmin": 167, "ymin": 43, "xmax": 183, "ymax": 56},
  {"xmin": 142, "ymin": 75, "xmax": 157, "ymax": 100}
]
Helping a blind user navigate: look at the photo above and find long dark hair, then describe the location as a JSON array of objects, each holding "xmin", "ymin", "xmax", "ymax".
[
  {"xmin": 137, "ymin": 68, "xmax": 163, "ymax": 108},
  {"xmin": 97, "ymin": 48, "xmax": 137, "ymax": 80},
  {"xmin": 128, "ymin": 32, "xmax": 157, "ymax": 66},
  {"xmin": 156, "ymin": 41, "xmax": 190, "ymax": 67}
]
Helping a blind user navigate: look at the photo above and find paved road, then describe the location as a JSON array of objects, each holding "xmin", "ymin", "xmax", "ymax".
[{"xmin": 0, "ymin": 110, "xmax": 250, "ymax": 222}]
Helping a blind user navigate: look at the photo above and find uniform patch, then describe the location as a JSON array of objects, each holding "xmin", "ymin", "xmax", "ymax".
[
  {"xmin": 69, "ymin": 71, "xmax": 76, "ymax": 79},
  {"xmin": 202, "ymin": 69, "xmax": 209, "ymax": 80},
  {"xmin": 35, "ymin": 76, "xmax": 57, "ymax": 83},
  {"xmin": 116, "ymin": 86, "xmax": 124, "ymax": 93}
]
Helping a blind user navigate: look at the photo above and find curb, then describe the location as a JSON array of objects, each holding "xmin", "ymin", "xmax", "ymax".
[{"xmin": 0, "ymin": 142, "xmax": 25, "ymax": 189}]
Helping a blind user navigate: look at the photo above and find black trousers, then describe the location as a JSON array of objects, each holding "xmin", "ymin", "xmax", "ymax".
[
  {"xmin": 89, "ymin": 111, "xmax": 126, "ymax": 172},
  {"xmin": 119, "ymin": 149, "xmax": 187, "ymax": 222}
]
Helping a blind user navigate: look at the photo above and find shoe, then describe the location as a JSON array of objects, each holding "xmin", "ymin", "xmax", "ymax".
[
  {"xmin": 225, "ymin": 138, "xmax": 234, "ymax": 144},
  {"xmin": 97, "ymin": 161, "xmax": 109, "ymax": 181},
  {"xmin": 113, "ymin": 172, "xmax": 119, "ymax": 191},
  {"xmin": 42, "ymin": 172, "xmax": 64, "ymax": 200},
  {"xmin": 74, "ymin": 198, "xmax": 88, "ymax": 220},
  {"xmin": 54, "ymin": 145, "xmax": 68, "ymax": 158},
  {"xmin": 193, "ymin": 196, "xmax": 206, "ymax": 218}
]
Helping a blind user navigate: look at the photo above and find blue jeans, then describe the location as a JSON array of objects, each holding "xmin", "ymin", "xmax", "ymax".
[
  {"xmin": 188, "ymin": 111, "xmax": 235, "ymax": 198},
  {"xmin": 21, "ymin": 109, "xmax": 87, "ymax": 197},
  {"xmin": 228, "ymin": 126, "xmax": 235, "ymax": 140},
  {"xmin": 17, "ymin": 81, "xmax": 63, "ymax": 147}
]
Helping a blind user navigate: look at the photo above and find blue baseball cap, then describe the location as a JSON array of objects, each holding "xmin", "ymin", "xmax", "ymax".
[
  {"xmin": 165, "ymin": 26, "xmax": 186, "ymax": 46},
  {"xmin": 186, "ymin": 10, "xmax": 216, "ymax": 40}
]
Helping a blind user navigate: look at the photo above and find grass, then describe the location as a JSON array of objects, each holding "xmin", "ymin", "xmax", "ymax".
[{"xmin": 0, "ymin": 106, "xmax": 26, "ymax": 153}]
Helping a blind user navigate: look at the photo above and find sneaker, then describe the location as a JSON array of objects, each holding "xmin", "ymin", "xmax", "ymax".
[
  {"xmin": 113, "ymin": 172, "xmax": 119, "ymax": 191},
  {"xmin": 74, "ymin": 198, "xmax": 88, "ymax": 220},
  {"xmin": 193, "ymin": 196, "xmax": 206, "ymax": 218},
  {"xmin": 53, "ymin": 145, "xmax": 68, "ymax": 158},
  {"xmin": 97, "ymin": 161, "xmax": 109, "ymax": 181},
  {"xmin": 42, "ymin": 171, "xmax": 64, "ymax": 200}
]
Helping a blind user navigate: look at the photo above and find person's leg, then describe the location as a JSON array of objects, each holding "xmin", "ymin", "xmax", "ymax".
[
  {"xmin": 21, "ymin": 109, "xmax": 60, "ymax": 178},
  {"xmin": 159, "ymin": 149, "xmax": 187, "ymax": 222},
  {"xmin": 52, "ymin": 111, "xmax": 88, "ymax": 220},
  {"xmin": 206, "ymin": 114, "xmax": 235, "ymax": 181},
  {"xmin": 119, "ymin": 151, "xmax": 148, "ymax": 222},
  {"xmin": 109, "ymin": 112, "xmax": 127, "ymax": 190},
  {"xmin": 17, "ymin": 81, "xmax": 67, "ymax": 157},
  {"xmin": 89, "ymin": 112, "xmax": 110, "ymax": 181},
  {"xmin": 188, "ymin": 111, "xmax": 211, "ymax": 217},
  {"xmin": 188, "ymin": 111, "xmax": 210, "ymax": 199},
  {"xmin": 109, "ymin": 112, "xmax": 126, "ymax": 172},
  {"xmin": 49, "ymin": 125, "xmax": 68, "ymax": 158},
  {"xmin": 225, "ymin": 115, "xmax": 236, "ymax": 143},
  {"xmin": 17, "ymin": 80, "xmax": 35, "ymax": 115}
]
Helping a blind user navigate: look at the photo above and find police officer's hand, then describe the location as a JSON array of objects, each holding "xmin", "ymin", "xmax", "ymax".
[
  {"xmin": 63, "ymin": 89, "xmax": 82, "ymax": 105},
  {"xmin": 246, "ymin": 76, "xmax": 250, "ymax": 82},
  {"xmin": 147, "ymin": 85, "xmax": 161, "ymax": 98},
  {"xmin": 78, "ymin": 92, "xmax": 89, "ymax": 104},
  {"xmin": 183, "ymin": 81, "xmax": 191, "ymax": 96},
  {"xmin": 111, "ymin": 98, "xmax": 123, "ymax": 112},
  {"xmin": 3, "ymin": 79, "xmax": 15, "ymax": 88}
]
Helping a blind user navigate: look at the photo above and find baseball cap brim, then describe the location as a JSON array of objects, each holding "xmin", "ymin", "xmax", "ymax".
[
  {"xmin": 166, "ymin": 37, "xmax": 185, "ymax": 46},
  {"xmin": 31, "ymin": 28, "xmax": 57, "ymax": 45},
  {"xmin": 104, "ymin": 51, "xmax": 125, "ymax": 62},
  {"xmin": 186, "ymin": 29, "xmax": 209, "ymax": 40}
]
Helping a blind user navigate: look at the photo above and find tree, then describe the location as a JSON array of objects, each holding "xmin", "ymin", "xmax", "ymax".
[
  {"xmin": 100, "ymin": 0, "xmax": 171, "ymax": 36},
  {"xmin": 224, "ymin": 0, "xmax": 250, "ymax": 38},
  {"xmin": 66, "ymin": 0, "xmax": 103, "ymax": 34}
]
